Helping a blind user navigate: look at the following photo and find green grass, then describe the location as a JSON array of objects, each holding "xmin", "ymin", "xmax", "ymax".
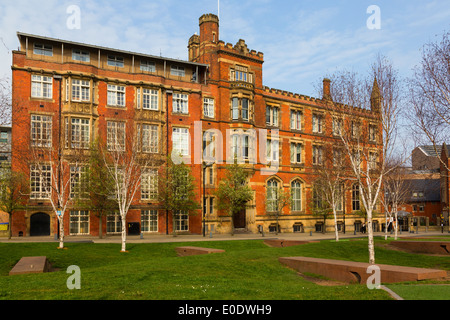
[
  {"xmin": 385, "ymin": 285, "xmax": 450, "ymax": 300},
  {"xmin": 0, "ymin": 238, "xmax": 448, "ymax": 300}
]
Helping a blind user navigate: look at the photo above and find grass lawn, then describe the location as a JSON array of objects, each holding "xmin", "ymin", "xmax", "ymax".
[{"xmin": 0, "ymin": 238, "xmax": 449, "ymax": 300}]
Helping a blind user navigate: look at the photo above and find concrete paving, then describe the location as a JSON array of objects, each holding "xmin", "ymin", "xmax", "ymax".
[{"xmin": 0, "ymin": 230, "xmax": 447, "ymax": 244}]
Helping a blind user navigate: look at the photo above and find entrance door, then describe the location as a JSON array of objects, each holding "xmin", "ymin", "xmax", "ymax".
[
  {"xmin": 30, "ymin": 213, "xmax": 50, "ymax": 236},
  {"xmin": 234, "ymin": 208, "xmax": 246, "ymax": 229}
]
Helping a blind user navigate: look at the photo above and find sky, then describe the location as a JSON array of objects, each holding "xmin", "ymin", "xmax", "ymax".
[{"xmin": 0, "ymin": 0, "xmax": 449, "ymax": 151}]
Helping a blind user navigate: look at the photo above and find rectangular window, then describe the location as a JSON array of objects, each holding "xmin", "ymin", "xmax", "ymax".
[
  {"xmin": 33, "ymin": 43, "xmax": 53, "ymax": 56},
  {"xmin": 71, "ymin": 79, "xmax": 90, "ymax": 101},
  {"xmin": 141, "ymin": 88, "xmax": 159, "ymax": 110},
  {"xmin": 312, "ymin": 145, "xmax": 323, "ymax": 165},
  {"xmin": 290, "ymin": 110, "xmax": 302, "ymax": 130},
  {"xmin": 139, "ymin": 124, "xmax": 159, "ymax": 153},
  {"xmin": 290, "ymin": 142, "xmax": 302, "ymax": 164},
  {"xmin": 30, "ymin": 164, "xmax": 51, "ymax": 199},
  {"xmin": 171, "ymin": 65, "xmax": 185, "ymax": 77},
  {"xmin": 369, "ymin": 152, "xmax": 377, "ymax": 170},
  {"xmin": 141, "ymin": 210, "xmax": 158, "ymax": 232},
  {"xmin": 31, "ymin": 75, "xmax": 53, "ymax": 99},
  {"xmin": 71, "ymin": 118, "xmax": 90, "ymax": 149},
  {"xmin": 242, "ymin": 98, "xmax": 249, "ymax": 120},
  {"xmin": 203, "ymin": 98, "xmax": 214, "ymax": 118},
  {"xmin": 140, "ymin": 60, "xmax": 156, "ymax": 72},
  {"xmin": 173, "ymin": 93, "xmax": 188, "ymax": 114},
  {"xmin": 107, "ymin": 55, "xmax": 124, "ymax": 67},
  {"xmin": 107, "ymin": 212, "xmax": 121, "ymax": 234},
  {"xmin": 141, "ymin": 169, "xmax": 158, "ymax": 200},
  {"xmin": 312, "ymin": 114, "xmax": 323, "ymax": 133},
  {"xmin": 266, "ymin": 106, "xmax": 279, "ymax": 126},
  {"xmin": 107, "ymin": 84, "xmax": 126, "ymax": 107},
  {"xmin": 175, "ymin": 210, "xmax": 189, "ymax": 231},
  {"xmin": 172, "ymin": 127, "xmax": 189, "ymax": 156},
  {"xmin": 31, "ymin": 114, "xmax": 52, "ymax": 147},
  {"xmin": 70, "ymin": 166, "xmax": 89, "ymax": 199},
  {"xmin": 72, "ymin": 49, "xmax": 90, "ymax": 62},
  {"xmin": 369, "ymin": 124, "xmax": 377, "ymax": 142},
  {"xmin": 107, "ymin": 121, "xmax": 126, "ymax": 151},
  {"xmin": 266, "ymin": 139, "xmax": 279, "ymax": 162},
  {"xmin": 332, "ymin": 118, "xmax": 343, "ymax": 136},
  {"xmin": 69, "ymin": 210, "xmax": 90, "ymax": 235},
  {"xmin": 231, "ymin": 97, "xmax": 239, "ymax": 120}
]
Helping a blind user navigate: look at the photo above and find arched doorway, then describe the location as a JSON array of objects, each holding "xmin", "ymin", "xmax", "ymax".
[{"xmin": 30, "ymin": 212, "xmax": 50, "ymax": 236}]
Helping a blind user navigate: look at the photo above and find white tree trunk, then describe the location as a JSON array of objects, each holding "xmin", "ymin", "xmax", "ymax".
[
  {"xmin": 59, "ymin": 215, "xmax": 64, "ymax": 249},
  {"xmin": 367, "ymin": 213, "xmax": 375, "ymax": 264},
  {"xmin": 121, "ymin": 216, "xmax": 127, "ymax": 252}
]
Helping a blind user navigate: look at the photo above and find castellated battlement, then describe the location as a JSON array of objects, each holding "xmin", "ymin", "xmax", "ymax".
[
  {"xmin": 199, "ymin": 13, "xmax": 219, "ymax": 26},
  {"xmin": 217, "ymin": 40, "xmax": 264, "ymax": 60}
]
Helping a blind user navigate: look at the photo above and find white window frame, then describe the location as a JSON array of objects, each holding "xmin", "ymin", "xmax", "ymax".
[
  {"xmin": 312, "ymin": 145, "xmax": 323, "ymax": 165},
  {"xmin": 141, "ymin": 88, "xmax": 159, "ymax": 110},
  {"xmin": 140, "ymin": 60, "xmax": 156, "ymax": 72},
  {"xmin": 70, "ymin": 118, "xmax": 90, "ymax": 149},
  {"xmin": 312, "ymin": 114, "xmax": 323, "ymax": 134},
  {"xmin": 175, "ymin": 210, "xmax": 189, "ymax": 231},
  {"xmin": 107, "ymin": 212, "xmax": 121, "ymax": 234},
  {"xmin": 172, "ymin": 127, "xmax": 189, "ymax": 156},
  {"xmin": 173, "ymin": 93, "xmax": 189, "ymax": 114},
  {"xmin": 30, "ymin": 164, "xmax": 51, "ymax": 200},
  {"xmin": 71, "ymin": 79, "xmax": 90, "ymax": 102},
  {"xmin": 266, "ymin": 105, "xmax": 279, "ymax": 127},
  {"xmin": 141, "ymin": 169, "xmax": 158, "ymax": 200},
  {"xmin": 107, "ymin": 84, "xmax": 126, "ymax": 107},
  {"xmin": 203, "ymin": 98, "xmax": 215, "ymax": 118},
  {"xmin": 138, "ymin": 123, "xmax": 159, "ymax": 153},
  {"xmin": 31, "ymin": 75, "xmax": 53, "ymax": 99},
  {"xmin": 31, "ymin": 114, "xmax": 52, "ymax": 148},
  {"xmin": 266, "ymin": 139, "xmax": 279, "ymax": 162},
  {"xmin": 107, "ymin": 121, "xmax": 126, "ymax": 151},
  {"xmin": 291, "ymin": 180, "xmax": 302, "ymax": 211},
  {"xmin": 70, "ymin": 165, "xmax": 89, "ymax": 199},
  {"xmin": 290, "ymin": 142, "xmax": 302, "ymax": 164},
  {"xmin": 290, "ymin": 109, "xmax": 302, "ymax": 130}
]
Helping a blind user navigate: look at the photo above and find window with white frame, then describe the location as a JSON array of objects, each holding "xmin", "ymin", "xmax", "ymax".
[
  {"xmin": 332, "ymin": 118, "xmax": 343, "ymax": 136},
  {"xmin": 369, "ymin": 152, "xmax": 378, "ymax": 170},
  {"xmin": 290, "ymin": 109, "xmax": 302, "ymax": 130},
  {"xmin": 107, "ymin": 121, "xmax": 126, "ymax": 151},
  {"xmin": 107, "ymin": 84, "xmax": 126, "ymax": 107},
  {"xmin": 172, "ymin": 127, "xmax": 189, "ymax": 156},
  {"xmin": 30, "ymin": 164, "xmax": 51, "ymax": 199},
  {"xmin": 203, "ymin": 98, "xmax": 214, "ymax": 118},
  {"xmin": 266, "ymin": 105, "xmax": 279, "ymax": 127},
  {"xmin": 33, "ymin": 43, "xmax": 53, "ymax": 56},
  {"xmin": 242, "ymin": 98, "xmax": 249, "ymax": 120},
  {"xmin": 369, "ymin": 124, "xmax": 377, "ymax": 142},
  {"xmin": 137, "ymin": 88, "xmax": 159, "ymax": 110},
  {"xmin": 231, "ymin": 97, "xmax": 239, "ymax": 120},
  {"xmin": 107, "ymin": 55, "xmax": 124, "ymax": 67},
  {"xmin": 71, "ymin": 79, "xmax": 90, "ymax": 101},
  {"xmin": 312, "ymin": 145, "xmax": 323, "ymax": 165},
  {"xmin": 70, "ymin": 118, "xmax": 90, "ymax": 149},
  {"xmin": 312, "ymin": 114, "xmax": 323, "ymax": 133},
  {"xmin": 230, "ymin": 66, "xmax": 252, "ymax": 83},
  {"xmin": 171, "ymin": 65, "xmax": 185, "ymax": 77},
  {"xmin": 290, "ymin": 142, "xmax": 302, "ymax": 164},
  {"xmin": 140, "ymin": 60, "xmax": 156, "ymax": 72},
  {"xmin": 203, "ymin": 131, "xmax": 216, "ymax": 162},
  {"xmin": 291, "ymin": 180, "xmax": 302, "ymax": 211},
  {"xmin": 173, "ymin": 93, "xmax": 189, "ymax": 114},
  {"xmin": 141, "ymin": 210, "xmax": 158, "ymax": 232},
  {"xmin": 352, "ymin": 184, "xmax": 360, "ymax": 211},
  {"xmin": 138, "ymin": 123, "xmax": 158, "ymax": 153},
  {"xmin": 141, "ymin": 169, "xmax": 158, "ymax": 200},
  {"xmin": 70, "ymin": 165, "xmax": 89, "ymax": 199},
  {"xmin": 333, "ymin": 148, "xmax": 343, "ymax": 166},
  {"xmin": 31, "ymin": 114, "xmax": 52, "ymax": 147},
  {"xmin": 266, "ymin": 139, "xmax": 279, "ymax": 162},
  {"xmin": 69, "ymin": 210, "xmax": 89, "ymax": 235},
  {"xmin": 72, "ymin": 49, "xmax": 90, "ymax": 62},
  {"xmin": 31, "ymin": 75, "xmax": 53, "ymax": 99},
  {"xmin": 175, "ymin": 210, "xmax": 189, "ymax": 231},
  {"xmin": 231, "ymin": 97, "xmax": 251, "ymax": 121},
  {"xmin": 230, "ymin": 132, "xmax": 254, "ymax": 162}
]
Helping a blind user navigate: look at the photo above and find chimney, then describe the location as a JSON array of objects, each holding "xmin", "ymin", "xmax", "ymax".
[{"xmin": 323, "ymin": 78, "xmax": 331, "ymax": 101}]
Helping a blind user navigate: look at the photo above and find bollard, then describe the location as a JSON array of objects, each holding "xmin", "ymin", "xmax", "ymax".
[
  {"xmin": 140, "ymin": 232, "xmax": 143, "ymax": 239},
  {"xmin": 310, "ymin": 231, "xmax": 312, "ymax": 236},
  {"xmin": 209, "ymin": 231, "xmax": 213, "ymax": 238}
]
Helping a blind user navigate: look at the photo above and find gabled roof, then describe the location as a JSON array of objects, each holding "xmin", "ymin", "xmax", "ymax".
[
  {"xmin": 405, "ymin": 178, "xmax": 441, "ymax": 202},
  {"xmin": 417, "ymin": 145, "xmax": 442, "ymax": 157}
]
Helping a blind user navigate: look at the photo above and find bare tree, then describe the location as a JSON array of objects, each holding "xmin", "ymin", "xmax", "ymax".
[
  {"xmin": 324, "ymin": 55, "xmax": 402, "ymax": 264},
  {"xmin": 101, "ymin": 123, "xmax": 156, "ymax": 252},
  {"xmin": 408, "ymin": 30, "xmax": 450, "ymax": 170},
  {"xmin": 0, "ymin": 77, "xmax": 12, "ymax": 126},
  {"xmin": 265, "ymin": 183, "xmax": 291, "ymax": 235}
]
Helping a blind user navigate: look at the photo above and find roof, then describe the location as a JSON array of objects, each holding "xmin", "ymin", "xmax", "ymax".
[
  {"xmin": 404, "ymin": 179, "xmax": 441, "ymax": 202},
  {"xmin": 16, "ymin": 32, "xmax": 209, "ymax": 68},
  {"xmin": 417, "ymin": 145, "xmax": 442, "ymax": 157}
]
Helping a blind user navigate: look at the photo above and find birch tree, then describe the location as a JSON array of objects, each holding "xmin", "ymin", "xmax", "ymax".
[
  {"xmin": 101, "ymin": 123, "xmax": 156, "ymax": 252},
  {"xmin": 324, "ymin": 55, "xmax": 401, "ymax": 264}
]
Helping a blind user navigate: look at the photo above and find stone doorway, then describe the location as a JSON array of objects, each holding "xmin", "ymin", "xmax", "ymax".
[
  {"xmin": 30, "ymin": 212, "xmax": 50, "ymax": 236},
  {"xmin": 234, "ymin": 208, "xmax": 246, "ymax": 229}
]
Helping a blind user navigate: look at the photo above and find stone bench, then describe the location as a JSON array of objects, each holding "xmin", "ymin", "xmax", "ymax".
[
  {"xmin": 390, "ymin": 241, "xmax": 450, "ymax": 255},
  {"xmin": 9, "ymin": 256, "xmax": 52, "ymax": 276},
  {"xmin": 264, "ymin": 239, "xmax": 319, "ymax": 247},
  {"xmin": 175, "ymin": 246, "xmax": 225, "ymax": 257},
  {"xmin": 279, "ymin": 256, "xmax": 447, "ymax": 284}
]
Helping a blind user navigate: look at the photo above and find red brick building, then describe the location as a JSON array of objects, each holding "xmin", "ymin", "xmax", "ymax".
[{"xmin": 10, "ymin": 14, "xmax": 383, "ymax": 237}]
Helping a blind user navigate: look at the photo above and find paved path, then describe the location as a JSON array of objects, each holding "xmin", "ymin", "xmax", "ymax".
[{"xmin": 1, "ymin": 230, "xmax": 447, "ymax": 244}]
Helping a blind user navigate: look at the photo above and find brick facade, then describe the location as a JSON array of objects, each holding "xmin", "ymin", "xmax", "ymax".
[{"xmin": 10, "ymin": 14, "xmax": 383, "ymax": 237}]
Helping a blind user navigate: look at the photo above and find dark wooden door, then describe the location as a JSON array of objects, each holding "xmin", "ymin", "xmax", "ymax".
[
  {"xmin": 30, "ymin": 212, "xmax": 50, "ymax": 236},
  {"xmin": 234, "ymin": 208, "xmax": 246, "ymax": 229}
]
